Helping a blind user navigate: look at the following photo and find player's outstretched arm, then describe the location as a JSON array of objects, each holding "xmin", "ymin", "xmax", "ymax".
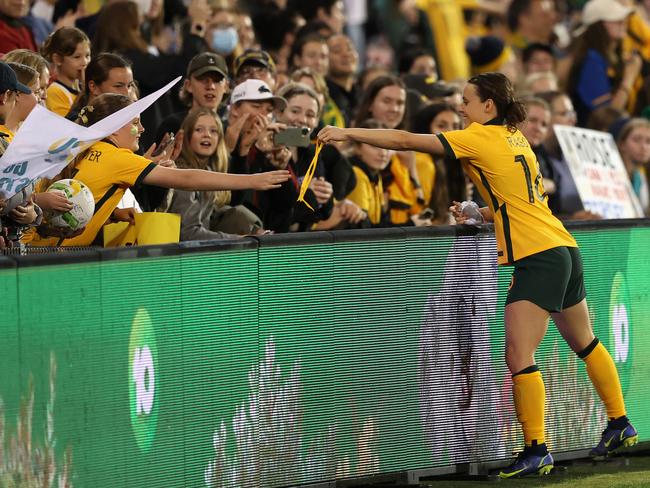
[{"xmin": 318, "ymin": 126, "xmax": 444, "ymax": 155}]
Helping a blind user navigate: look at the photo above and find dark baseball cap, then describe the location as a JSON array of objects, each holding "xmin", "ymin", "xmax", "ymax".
[
  {"xmin": 0, "ymin": 62, "xmax": 31, "ymax": 94},
  {"xmin": 402, "ymin": 74, "xmax": 455, "ymax": 100},
  {"xmin": 187, "ymin": 52, "xmax": 228, "ymax": 79},
  {"xmin": 234, "ymin": 49, "xmax": 276, "ymax": 77}
]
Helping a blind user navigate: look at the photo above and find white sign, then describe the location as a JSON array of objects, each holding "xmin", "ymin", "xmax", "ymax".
[
  {"xmin": 554, "ymin": 125, "xmax": 643, "ymax": 219},
  {"xmin": 0, "ymin": 76, "xmax": 181, "ymax": 198}
]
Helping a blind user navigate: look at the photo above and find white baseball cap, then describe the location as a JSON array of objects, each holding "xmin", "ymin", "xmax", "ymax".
[
  {"xmin": 582, "ymin": 0, "xmax": 633, "ymax": 26},
  {"xmin": 229, "ymin": 79, "xmax": 287, "ymax": 111}
]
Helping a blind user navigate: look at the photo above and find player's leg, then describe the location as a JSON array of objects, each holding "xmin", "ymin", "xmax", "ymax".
[
  {"xmin": 551, "ymin": 248, "xmax": 636, "ymax": 457},
  {"xmin": 498, "ymin": 249, "xmax": 567, "ymax": 478},
  {"xmin": 499, "ymin": 301, "xmax": 554, "ymax": 478},
  {"xmin": 505, "ymin": 300, "xmax": 550, "ymax": 446}
]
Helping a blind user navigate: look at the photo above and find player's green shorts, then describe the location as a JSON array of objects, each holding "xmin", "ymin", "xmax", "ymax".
[{"xmin": 505, "ymin": 246, "xmax": 586, "ymax": 313}]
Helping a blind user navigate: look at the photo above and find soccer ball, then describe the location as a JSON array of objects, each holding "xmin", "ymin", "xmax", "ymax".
[{"xmin": 45, "ymin": 179, "xmax": 95, "ymax": 230}]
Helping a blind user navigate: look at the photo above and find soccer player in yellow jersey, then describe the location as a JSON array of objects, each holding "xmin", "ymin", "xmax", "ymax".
[{"xmin": 318, "ymin": 72, "xmax": 638, "ymax": 478}]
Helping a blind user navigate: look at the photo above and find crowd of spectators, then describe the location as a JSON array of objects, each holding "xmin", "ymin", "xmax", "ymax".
[{"xmin": 0, "ymin": 0, "xmax": 649, "ymax": 248}]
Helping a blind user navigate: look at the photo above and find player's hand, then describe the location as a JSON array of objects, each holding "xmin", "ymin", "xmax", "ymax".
[
  {"xmin": 34, "ymin": 191, "xmax": 73, "ymax": 212},
  {"xmin": 250, "ymin": 170, "xmax": 291, "ymax": 190},
  {"xmin": 317, "ymin": 126, "xmax": 349, "ymax": 144},
  {"xmin": 449, "ymin": 201, "xmax": 469, "ymax": 224}
]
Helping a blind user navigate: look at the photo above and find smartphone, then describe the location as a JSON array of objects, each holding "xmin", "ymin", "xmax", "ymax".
[
  {"xmin": 274, "ymin": 127, "xmax": 311, "ymax": 147},
  {"xmin": 152, "ymin": 132, "xmax": 175, "ymax": 157}
]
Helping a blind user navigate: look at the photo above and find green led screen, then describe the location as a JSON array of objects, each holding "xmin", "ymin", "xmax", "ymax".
[{"xmin": 1, "ymin": 225, "xmax": 649, "ymax": 487}]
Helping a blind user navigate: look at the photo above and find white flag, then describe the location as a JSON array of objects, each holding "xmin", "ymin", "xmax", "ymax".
[{"xmin": 0, "ymin": 76, "xmax": 181, "ymax": 198}]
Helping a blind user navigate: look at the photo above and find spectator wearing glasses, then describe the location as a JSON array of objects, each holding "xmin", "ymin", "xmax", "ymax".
[{"xmin": 234, "ymin": 49, "xmax": 277, "ymax": 91}]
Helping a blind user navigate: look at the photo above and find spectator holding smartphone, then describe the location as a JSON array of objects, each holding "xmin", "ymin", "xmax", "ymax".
[{"xmin": 250, "ymin": 82, "xmax": 336, "ymax": 232}]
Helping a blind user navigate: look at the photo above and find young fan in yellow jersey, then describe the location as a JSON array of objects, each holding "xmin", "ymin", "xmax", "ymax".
[
  {"xmin": 34, "ymin": 93, "xmax": 290, "ymax": 247},
  {"xmin": 318, "ymin": 72, "xmax": 637, "ymax": 478},
  {"xmin": 42, "ymin": 28, "xmax": 91, "ymax": 117}
]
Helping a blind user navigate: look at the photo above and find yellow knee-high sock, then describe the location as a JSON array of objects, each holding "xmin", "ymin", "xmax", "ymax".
[
  {"xmin": 512, "ymin": 366, "xmax": 546, "ymax": 446},
  {"xmin": 580, "ymin": 339, "xmax": 626, "ymax": 419}
]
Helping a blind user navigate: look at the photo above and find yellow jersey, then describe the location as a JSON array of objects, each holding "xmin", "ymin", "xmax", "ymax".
[
  {"xmin": 414, "ymin": 151, "xmax": 436, "ymax": 210},
  {"xmin": 61, "ymin": 141, "xmax": 156, "ymax": 246},
  {"xmin": 45, "ymin": 81, "xmax": 79, "ymax": 117},
  {"xmin": 0, "ymin": 124, "xmax": 14, "ymax": 142},
  {"xmin": 438, "ymin": 120, "xmax": 576, "ymax": 265},
  {"xmin": 347, "ymin": 162, "xmax": 385, "ymax": 225}
]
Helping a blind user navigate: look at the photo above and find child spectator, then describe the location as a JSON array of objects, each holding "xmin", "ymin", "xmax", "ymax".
[
  {"xmin": 616, "ymin": 118, "xmax": 650, "ymax": 215},
  {"xmin": 346, "ymin": 118, "xmax": 390, "ymax": 226},
  {"xmin": 168, "ymin": 108, "xmax": 263, "ymax": 239},
  {"xmin": 42, "ymin": 27, "xmax": 90, "ymax": 117}
]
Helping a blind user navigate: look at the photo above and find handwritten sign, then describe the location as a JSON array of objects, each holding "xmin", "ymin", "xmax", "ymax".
[
  {"xmin": 0, "ymin": 76, "xmax": 181, "ymax": 199},
  {"xmin": 554, "ymin": 125, "xmax": 643, "ymax": 219}
]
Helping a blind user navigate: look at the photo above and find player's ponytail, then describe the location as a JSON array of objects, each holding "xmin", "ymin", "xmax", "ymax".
[{"xmin": 468, "ymin": 72, "xmax": 526, "ymax": 133}]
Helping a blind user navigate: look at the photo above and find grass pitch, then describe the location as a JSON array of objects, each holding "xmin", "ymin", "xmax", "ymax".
[{"xmin": 423, "ymin": 453, "xmax": 650, "ymax": 487}]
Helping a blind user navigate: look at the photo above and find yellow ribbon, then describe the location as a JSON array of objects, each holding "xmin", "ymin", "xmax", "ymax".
[{"xmin": 297, "ymin": 142, "xmax": 324, "ymax": 211}]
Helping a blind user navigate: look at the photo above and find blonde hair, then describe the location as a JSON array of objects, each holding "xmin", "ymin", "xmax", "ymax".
[
  {"xmin": 2, "ymin": 49, "xmax": 49, "ymax": 75},
  {"xmin": 177, "ymin": 108, "xmax": 230, "ymax": 206}
]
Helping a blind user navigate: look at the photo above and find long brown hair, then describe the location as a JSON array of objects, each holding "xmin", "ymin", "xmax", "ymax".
[
  {"xmin": 53, "ymin": 93, "xmax": 134, "ymax": 182},
  {"xmin": 468, "ymin": 72, "xmax": 526, "ymax": 132},
  {"xmin": 353, "ymin": 75, "xmax": 407, "ymax": 129},
  {"xmin": 70, "ymin": 52, "xmax": 133, "ymax": 115},
  {"xmin": 93, "ymin": 2, "xmax": 148, "ymax": 53},
  {"xmin": 567, "ymin": 22, "xmax": 623, "ymax": 95},
  {"xmin": 41, "ymin": 27, "xmax": 89, "ymax": 61},
  {"xmin": 176, "ymin": 108, "xmax": 230, "ymax": 206}
]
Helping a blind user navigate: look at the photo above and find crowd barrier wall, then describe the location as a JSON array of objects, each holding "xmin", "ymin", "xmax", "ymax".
[{"xmin": 1, "ymin": 221, "xmax": 649, "ymax": 487}]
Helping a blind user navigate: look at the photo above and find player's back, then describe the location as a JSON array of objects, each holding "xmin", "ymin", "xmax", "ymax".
[{"xmin": 438, "ymin": 122, "xmax": 576, "ymax": 264}]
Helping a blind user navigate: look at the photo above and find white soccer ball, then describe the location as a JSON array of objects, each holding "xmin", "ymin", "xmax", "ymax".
[{"xmin": 45, "ymin": 179, "xmax": 95, "ymax": 230}]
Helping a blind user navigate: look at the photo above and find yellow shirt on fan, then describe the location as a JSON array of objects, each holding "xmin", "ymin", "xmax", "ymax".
[
  {"xmin": 46, "ymin": 81, "xmax": 79, "ymax": 117},
  {"xmin": 438, "ymin": 120, "xmax": 577, "ymax": 265},
  {"xmin": 60, "ymin": 141, "xmax": 156, "ymax": 246}
]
